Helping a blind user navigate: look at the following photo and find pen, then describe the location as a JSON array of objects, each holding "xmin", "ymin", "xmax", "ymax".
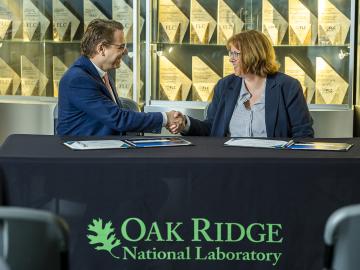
[
  {"xmin": 77, "ymin": 141, "xmax": 87, "ymax": 147},
  {"xmin": 284, "ymin": 139, "xmax": 294, "ymax": 148}
]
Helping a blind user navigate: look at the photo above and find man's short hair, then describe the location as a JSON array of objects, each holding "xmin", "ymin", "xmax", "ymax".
[
  {"xmin": 80, "ymin": 19, "xmax": 124, "ymax": 57},
  {"xmin": 226, "ymin": 30, "xmax": 280, "ymax": 77}
]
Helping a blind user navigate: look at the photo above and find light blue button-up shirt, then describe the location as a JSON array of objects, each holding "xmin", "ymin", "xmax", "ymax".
[{"xmin": 228, "ymin": 79, "xmax": 267, "ymax": 137}]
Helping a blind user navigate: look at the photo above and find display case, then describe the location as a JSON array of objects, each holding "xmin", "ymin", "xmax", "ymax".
[
  {"xmin": 144, "ymin": 0, "xmax": 356, "ymax": 137},
  {"xmin": 0, "ymin": 0, "xmax": 145, "ymax": 101},
  {"xmin": 0, "ymin": 0, "xmax": 145, "ymax": 142}
]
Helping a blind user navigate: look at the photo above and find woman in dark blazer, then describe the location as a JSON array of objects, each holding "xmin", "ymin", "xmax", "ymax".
[{"xmin": 170, "ymin": 30, "xmax": 314, "ymax": 138}]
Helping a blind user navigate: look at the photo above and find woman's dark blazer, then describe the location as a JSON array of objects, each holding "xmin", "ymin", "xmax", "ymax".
[{"xmin": 187, "ymin": 72, "xmax": 314, "ymax": 138}]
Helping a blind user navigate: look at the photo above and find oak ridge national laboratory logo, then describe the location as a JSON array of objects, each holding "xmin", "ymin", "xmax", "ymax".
[
  {"xmin": 87, "ymin": 217, "xmax": 283, "ymax": 266},
  {"xmin": 87, "ymin": 218, "xmax": 121, "ymax": 259}
]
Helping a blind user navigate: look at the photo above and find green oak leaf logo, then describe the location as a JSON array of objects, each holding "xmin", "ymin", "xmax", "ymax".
[{"xmin": 87, "ymin": 218, "xmax": 121, "ymax": 259}]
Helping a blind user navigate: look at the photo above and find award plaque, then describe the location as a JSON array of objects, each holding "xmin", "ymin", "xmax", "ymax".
[
  {"xmin": 112, "ymin": 0, "xmax": 144, "ymax": 43},
  {"xmin": 262, "ymin": 0, "xmax": 288, "ymax": 45},
  {"xmin": 0, "ymin": 57, "xmax": 20, "ymax": 95},
  {"xmin": 2, "ymin": 0, "xmax": 21, "ymax": 39},
  {"xmin": 318, "ymin": 0, "xmax": 350, "ymax": 45},
  {"xmin": 217, "ymin": 0, "xmax": 244, "ymax": 45},
  {"xmin": 21, "ymin": 55, "xmax": 48, "ymax": 96},
  {"xmin": 190, "ymin": 0, "xmax": 216, "ymax": 44},
  {"xmin": 23, "ymin": 0, "xmax": 50, "ymax": 41},
  {"xmin": 315, "ymin": 57, "xmax": 348, "ymax": 104},
  {"xmin": 84, "ymin": 0, "xmax": 108, "ymax": 31},
  {"xmin": 285, "ymin": 57, "xmax": 315, "ymax": 103},
  {"xmin": 158, "ymin": 0, "xmax": 189, "ymax": 43},
  {"xmin": 115, "ymin": 60, "xmax": 144, "ymax": 99},
  {"xmin": 52, "ymin": 0, "xmax": 80, "ymax": 41},
  {"xmin": 289, "ymin": 0, "xmax": 317, "ymax": 45},
  {"xmin": 159, "ymin": 56, "xmax": 192, "ymax": 101},
  {"xmin": 0, "ymin": 1, "xmax": 11, "ymax": 40},
  {"xmin": 192, "ymin": 56, "xmax": 220, "ymax": 101},
  {"xmin": 52, "ymin": 56, "xmax": 68, "ymax": 97},
  {"xmin": 223, "ymin": 55, "xmax": 234, "ymax": 77}
]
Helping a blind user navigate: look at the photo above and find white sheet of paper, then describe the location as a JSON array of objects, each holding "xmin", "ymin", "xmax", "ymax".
[
  {"xmin": 224, "ymin": 138, "xmax": 288, "ymax": 148},
  {"xmin": 64, "ymin": 140, "xmax": 130, "ymax": 150}
]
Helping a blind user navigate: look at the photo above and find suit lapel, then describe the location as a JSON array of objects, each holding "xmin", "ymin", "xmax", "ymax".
[
  {"xmin": 265, "ymin": 74, "xmax": 279, "ymax": 137},
  {"xmin": 223, "ymin": 76, "xmax": 242, "ymax": 135},
  {"xmin": 77, "ymin": 56, "xmax": 116, "ymax": 102}
]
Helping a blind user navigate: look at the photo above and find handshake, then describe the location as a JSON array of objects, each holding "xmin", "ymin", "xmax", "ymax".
[{"xmin": 165, "ymin": 111, "xmax": 187, "ymax": 134}]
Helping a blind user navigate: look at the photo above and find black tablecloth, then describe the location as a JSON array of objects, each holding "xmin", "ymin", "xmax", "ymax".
[{"xmin": 1, "ymin": 134, "xmax": 360, "ymax": 270}]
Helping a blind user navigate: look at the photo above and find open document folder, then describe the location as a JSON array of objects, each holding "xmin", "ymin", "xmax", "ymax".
[
  {"xmin": 224, "ymin": 138, "xmax": 353, "ymax": 151},
  {"xmin": 63, "ymin": 137, "xmax": 192, "ymax": 150}
]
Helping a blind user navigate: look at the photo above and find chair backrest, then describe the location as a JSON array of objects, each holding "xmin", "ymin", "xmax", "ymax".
[
  {"xmin": 119, "ymin": 97, "xmax": 140, "ymax": 112},
  {"xmin": 0, "ymin": 207, "xmax": 69, "ymax": 270},
  {"xmin": 323, "ymin": 204, "xmax": 360, "ymax": 270},
  {"xmin": 53, "ymin": 103, "xmax": 58, "ymax": 135},
  {"xmin": 118, "ymin": 97, "xmax": 143, "ymax": 135}
]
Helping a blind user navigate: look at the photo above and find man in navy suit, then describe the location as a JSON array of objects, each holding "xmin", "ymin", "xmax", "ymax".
[{"xmin": 57, "ymin": 19, "xmax": 181, "ymax": 136}]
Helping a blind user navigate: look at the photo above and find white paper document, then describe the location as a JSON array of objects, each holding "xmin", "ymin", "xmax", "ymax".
[
  {"xmin": 64, "ymin": 140, "xmax": 131, "ymax": 150},
  {"xmin": 224, "ymin": 138, "xmax": 353, "ymax": 151},
  {"xmin": 224, "ymin": 138, "xmax": 289, "ymax": 148}
]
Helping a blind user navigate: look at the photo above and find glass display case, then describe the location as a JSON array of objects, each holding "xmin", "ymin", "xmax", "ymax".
[
  {"xmin": 143, "ymin": 0, "xmax": 356, "ymax": 137},
  {"xmin": 0, "ymin": 0, "xmax": 145, "ymax": 142},
  {"xmin": 0, "ymin": 0, "xmax": 145, "ymax": 102}
]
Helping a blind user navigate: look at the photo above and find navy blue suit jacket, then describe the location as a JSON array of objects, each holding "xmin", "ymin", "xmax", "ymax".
[
  {"xmin": 57, "ymin": 56, "xmax": 163, "ymax": 136},
  {"xmin": 187, "ymin": 73, "xmax": 314, "ymax": 138}
]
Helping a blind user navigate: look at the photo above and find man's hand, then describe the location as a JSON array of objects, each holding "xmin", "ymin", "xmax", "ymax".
[{"xmin": 166, "ymin": 111, "xmax": 186, "ymax": 134}]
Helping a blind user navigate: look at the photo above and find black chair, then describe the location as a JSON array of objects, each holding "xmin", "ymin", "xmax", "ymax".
[
  {"xmin": 119, "ymin": 97, "xmax": 143, "ymax": 136},
  {"xmin": 0, "ymin": 207, "xmax": 69, "ymax": 270},
  {"xmin": 323, "ymin": 204, "xmax": 360, "ymax": 270},
  {"xmin": 119, "ymin": 97, "xmax": 140, "ymax": 112}
]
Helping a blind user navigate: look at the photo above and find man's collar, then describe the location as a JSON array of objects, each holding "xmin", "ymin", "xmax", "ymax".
[{"xmin": 89, "ymin": 59, "xmax": 106, "ymax": 78}]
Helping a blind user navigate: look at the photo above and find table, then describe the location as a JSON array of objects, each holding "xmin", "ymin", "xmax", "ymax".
[{"xmin": 1, "ymin": 134, "xmax": 360, "ymax": 270}]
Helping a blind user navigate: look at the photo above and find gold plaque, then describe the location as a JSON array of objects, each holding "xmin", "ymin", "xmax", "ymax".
[
  {"xmin": 112, "ymin": 0, "xmax": 144, "ymax": 43},
  {"xmin": 23, "ymin": 0, "xmax": 50, "ymax": 41},
  {"xmin": 159, "ymin": 56, "xmax": 192, "ymax": 101},
  {"xmin": 217, "ymin": 0, "xmax": 244, "ymax": 45},
  {"xmin": 0, "ymin": 0, "xmax": 22, "ymax": 39},
  {"xmin": 52, "ymin": 56, "xmax": 68, "ymax": 97},
  {"xmin": 315, "ymin": 57, "xmax": 348, "ymax": 104},
  {"xmin": 318, "ymin": 0, "xmax": 350, "ymax": 45},
  {"xmin": 52, "ymin": 0, "xmax": 80, "ymax": 41},
  {"xmin": 192, "ymin": 56, "xmax": 220, "ymax": 101},
  {"xmin": 21, "ymin": 55, "xmax": 48, "ymax": 96},
  {"xmin": 289, "ymin": 0, "xmax": 317, "ymax": 45},
  {"xmin": 262, "ymin": 0, "xmax": 288, "ymax": 45},
  {"xmin": 158, "ymin": 0, "xmax": 189, "ymax": 43},
  {"xmin": 0, "ymin": 57, "xmax": 20, "ymax": 95},
  {"xmin": 223, "ymin": 55, "xmax": 234, "ymax": 77},
  {"xmin": 0, "ymin": 1, "xmax": 12, "ymax": 40},
  {"xmin": 285, "ymin": 56, "xmax": 315, "ymax": 103},
  {"xmin": 190, "ymin": 0, "xmax": 216, "ymax": 44},
  {"xmin": 115, "ymin": 60, "xmax": 144, "ymax": 99},
  {"xmin": 84, "ymin": 0, "xmax": 108, "ymax": 31}
]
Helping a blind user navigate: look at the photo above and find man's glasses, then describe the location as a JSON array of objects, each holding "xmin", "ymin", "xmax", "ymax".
[
  {"xmin": 107, "ymin": 43, "xmax": 127, "ymax": 50},
  {"xmin": 228, "ymin": 51, "xmax": 241, "ymax": 60}
]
